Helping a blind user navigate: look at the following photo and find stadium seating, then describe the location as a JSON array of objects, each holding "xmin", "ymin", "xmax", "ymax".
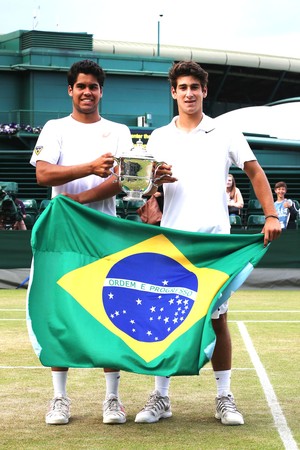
[
  {"xmin": 35, "ymin": 199, "xmax": 51, "ymax": 221},
  {"xmin": 292, "ymin": 199, "xmax": 300, "ymax": 210},
  {"xmin": 115, "ymin": 197, "xmax": 126, "ymax": 218},
  {"xmin": 125, "ymin": 214, "xmax": 143, "ymax": 222},
  {"xmin": 24, "ymin": 213, "xmax": 36, "ymax": 230},
  {"xmin": 39, "ymin": 199, "xmax": 51, "ymax": 212},
  {"xmin": 247, "ymin": 199, "xmax": 263, "ymax": 216},
  {"xmin": 19, "ymin": 198, "xmax": 38, "ymax": 229},
  {"xmin": 20, "ymin": 198, "xmax": 38, "ymax": 215},
  {"xmin": 124, "ymin": 198, "xmax": 145, "ymax": 214},
  {"xmin": 229, "ymin": 215, "xmax": 242, "ymax": 228},
  {"xmin": 247, "ymin": 214, "xmax": 265, "ymax": 229}
]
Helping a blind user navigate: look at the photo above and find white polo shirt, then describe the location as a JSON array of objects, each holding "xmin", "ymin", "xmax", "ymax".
[
  {"xmin": 30, "ymin": 115, "xmax": 133, "ymax": 215},
  {"xmin": 147, "ymin": 114, "xmax": 256, "ymax": 233}
]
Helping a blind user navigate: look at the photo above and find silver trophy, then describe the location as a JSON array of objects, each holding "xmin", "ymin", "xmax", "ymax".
[{"xmin": 112, "ymin": 142, "xmax": 162, "ymax": 201}]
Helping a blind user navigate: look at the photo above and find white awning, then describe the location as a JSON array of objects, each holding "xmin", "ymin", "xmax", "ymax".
[{"xmin": 214, "ymin": 101, "xmax": 300, "ymax": 140}]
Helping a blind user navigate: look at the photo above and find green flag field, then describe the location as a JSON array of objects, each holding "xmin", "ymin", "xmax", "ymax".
[{"xmin": 1, "ymin": 288, "xmax": 299, "ymax": 450}]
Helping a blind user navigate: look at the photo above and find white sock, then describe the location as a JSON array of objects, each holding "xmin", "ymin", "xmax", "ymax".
[
  {"xmin": 104, "ymin": 371, "xmax": 120, "ymax": 398},
  {"xmin": 51, "ymin": 370, "xmax": 68, "ymax": 397},
  {"xmin": 155, "ymin": 376, "xmax": 170, "ymax": 397},
  {"xmin": 214, "ymin": 370, "xmax": 231, "ymax": 396}
]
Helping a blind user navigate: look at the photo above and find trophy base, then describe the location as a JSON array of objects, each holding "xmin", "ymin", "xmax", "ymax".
[{"xmin": 123, "ymin": 191, "xmax": 146, "ymax": 202}]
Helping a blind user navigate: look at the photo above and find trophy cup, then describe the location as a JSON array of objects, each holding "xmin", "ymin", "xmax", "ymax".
[{"xmin": 112, "ymin": 141, "xmax": 161, "ymax": 201}]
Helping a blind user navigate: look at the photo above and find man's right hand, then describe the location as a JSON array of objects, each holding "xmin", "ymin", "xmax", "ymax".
[{"xmin": 91, "ymin": 153, "xmax": 115, "ymax": 178}]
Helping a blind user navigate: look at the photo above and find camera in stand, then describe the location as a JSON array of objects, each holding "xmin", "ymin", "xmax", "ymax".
[{"xmin": 0, "ymin": 189, "xmax": 23, "ymax": 230}]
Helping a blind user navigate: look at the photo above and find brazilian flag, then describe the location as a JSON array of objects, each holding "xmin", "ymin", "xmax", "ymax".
[{"xmin": 27, "ymin": 195, "xmax": 268, "ymax": 376}]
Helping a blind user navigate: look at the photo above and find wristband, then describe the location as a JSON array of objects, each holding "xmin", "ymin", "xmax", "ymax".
[{"xmin": 265, "ymin": 214, "xmax": 279, "ymax": 220}]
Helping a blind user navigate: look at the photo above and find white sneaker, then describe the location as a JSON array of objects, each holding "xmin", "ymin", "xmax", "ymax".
[
  {"xmin": 215, "ymin": 393, "xmax": 244, "ymax": 425},
  {"xmin": 135, "ymin": 390, "xmax": 172, "ymax": 424},
  {"xmin": 103, "ymin": 394, "xmax": 126, "ymax": 424},
  {"xmin": 45, "ymin": 395, "xmax": 71, "ymax": 425}
]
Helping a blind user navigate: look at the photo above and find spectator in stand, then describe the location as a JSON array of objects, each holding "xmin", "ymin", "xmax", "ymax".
[
  {"xmin": 274, "ymin": 181, "xmax": 298, "ymax": 229},
  {"xmin": 226, "ymin": 174, "xmax": 244, "ymax": 215},
  {"xmin": 13, "ymin": 197, "xmax": 27, "ymax": 230},
  {"xmin": 0, "ymin": 190, "xmax": 27, "ymax": 230}
]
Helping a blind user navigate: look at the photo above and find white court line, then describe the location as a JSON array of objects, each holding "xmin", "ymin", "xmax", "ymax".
[
  {"xmin": 238, "ymin": 321, "xmax": 298, "ymax": 450},
  {"xmin": 2, "ymin": 309, "xmax": 300, "ymax": 312},
  {"xmin": 0, "ymin": 366, "xmax": 255, "ymax": 370},
  {"xmin": 0, "ymin": 309, "xmax": 25, "ymax": 311},
  {"xmin": 232, "ymin": 310, "xmax": 300, "ymax": 313},
  {"xmin": 0, "ymin": 319, "xmax": 300, "ymax": 323},
  {"xmin": 229, "ymin": 320, "xmax": 300, "ymax": 323},
  {"xmin": 0, "ymin": 319, "xmax": 25, "ymax": 321},
  {"xmin": 0, "ymin": 366, "xmax": 48, "ymax": 369}
]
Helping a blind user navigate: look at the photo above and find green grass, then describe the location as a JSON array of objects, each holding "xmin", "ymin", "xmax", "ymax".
[{"xmin": 1, "ymin": 289, "xmax": 299, "ymax": 450}]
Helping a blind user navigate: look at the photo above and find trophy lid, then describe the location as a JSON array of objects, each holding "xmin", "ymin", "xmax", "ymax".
[{"xmin": 121, "ymin": 139, "xmax": 155, "ymax": 159}]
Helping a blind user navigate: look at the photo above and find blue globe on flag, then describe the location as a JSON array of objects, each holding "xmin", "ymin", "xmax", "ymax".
[{"xmin": 103, "ymin": 253, "xmax": 198, "ymax": 343}]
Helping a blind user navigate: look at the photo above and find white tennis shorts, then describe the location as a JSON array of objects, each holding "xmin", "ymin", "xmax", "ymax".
[{"xmin": 211, "ymin": 300, "xmax": 229, "ymax": 319}]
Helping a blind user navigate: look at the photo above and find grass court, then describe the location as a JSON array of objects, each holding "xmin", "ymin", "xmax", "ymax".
[{"xmin": 1, "ymin": 289, "xmax": 299, "ymax": 450}]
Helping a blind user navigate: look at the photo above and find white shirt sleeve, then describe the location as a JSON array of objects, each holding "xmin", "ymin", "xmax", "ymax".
[
  {"xmin": 30, "ymin": 120, "xmax": 62, "ymax": 167},
  {"xmin": 227, "ymin": 128, "xmax": 257, "ymax": 170}
]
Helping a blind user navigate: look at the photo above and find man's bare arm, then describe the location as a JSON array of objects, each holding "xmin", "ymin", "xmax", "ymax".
[
  {"xmin": 63, "ymin": 174, "xmax": 122, "ymax": 204},
  {"xmin": 36, "ymin": 153, "xmax": 114, "ymax": 186},
  {"xmin": 244, "ymin": 160, "xmax": 281, "ymax": 245}
]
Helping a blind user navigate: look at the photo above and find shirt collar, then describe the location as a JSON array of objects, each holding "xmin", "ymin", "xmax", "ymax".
[{"xmin": 171, "ymin": 113, "xmax": 215, "ymax": 133}]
